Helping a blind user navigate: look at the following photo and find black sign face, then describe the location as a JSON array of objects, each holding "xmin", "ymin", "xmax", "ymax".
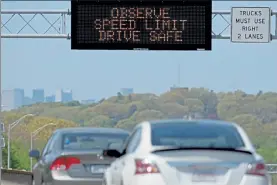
[{"xmin": 71, "ymin": 0, "xmax": 212, "ymax": 50}]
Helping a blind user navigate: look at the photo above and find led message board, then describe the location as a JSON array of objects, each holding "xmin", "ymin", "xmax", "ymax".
[{"xmin": 71, "ymin": 0, "xmax": 212, "ymax": 50}]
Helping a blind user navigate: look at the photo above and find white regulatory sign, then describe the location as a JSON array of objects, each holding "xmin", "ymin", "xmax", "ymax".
[{"xmin": 231, "ymin": 7, "xmax": 271, "ymax": 43}]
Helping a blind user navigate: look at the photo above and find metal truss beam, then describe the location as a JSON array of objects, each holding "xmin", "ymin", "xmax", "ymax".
[
  {"xmin": 1, "ymin": 10, "xmax": 70, "ymax": 39},
  {"xmin": 1, "ymin": 9, "xmax": 277, "ymax": 40},
  {"xmin": 2, "ymin": 0, "xmax": 277, "ymax": 1}
]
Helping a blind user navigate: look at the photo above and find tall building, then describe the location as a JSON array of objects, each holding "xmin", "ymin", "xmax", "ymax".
[
  {"xmin": 55, "ymin": 89, "xmax": 63, "ymax": 102},
  {"xmin": 63, "ymin": 90, "xmax": 73, "ymax": 102},
  {"xmin": 55, "ymin": 89, "xmax": 73, "ymax": 103},
  {"xmin": 45, "ymin": 95, "xmax": 55, "ymax": 103},
  {"xmin": 120, "ymin": 88, "xmax": 134, "ymax": 96},
  {"xmin": 32, "ymin": 89, "xmax": 45, "ymax": 103},
  {"xmin": 2, "ymin": 88, "xmax": 24, "ymax": 111}
]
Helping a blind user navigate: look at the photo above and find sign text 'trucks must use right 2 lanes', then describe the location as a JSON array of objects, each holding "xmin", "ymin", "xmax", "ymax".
[{"xmin": 231, "ymin": 7, "xmax": 271, "ymax": 43}]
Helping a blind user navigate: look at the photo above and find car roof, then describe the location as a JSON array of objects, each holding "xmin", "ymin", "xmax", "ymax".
[
  {"xmin": 54, "ymin": 127, "xmax": 130, "ymax": 135},
  {"xmin": 148, "ymin": 119, "xmax": 236, "ymax": 128}
]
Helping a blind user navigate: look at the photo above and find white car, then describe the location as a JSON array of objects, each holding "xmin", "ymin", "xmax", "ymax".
[{"xmin": 102, "ymin": 119, "xmax": 271, "ymax": 185}]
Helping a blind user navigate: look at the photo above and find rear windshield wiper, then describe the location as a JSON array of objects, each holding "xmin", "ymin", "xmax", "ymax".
[{"xmin": 152, "ymin": 146, "xmax": 252, "ymax": 154}]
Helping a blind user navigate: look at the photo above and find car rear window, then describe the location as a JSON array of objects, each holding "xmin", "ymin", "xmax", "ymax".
[
  {"xmin": 62, "ymin": 132, "xmax": 129, "ymax": 150},
  {"xmin": 151, "ymin": 122, "xmax": 245, "ymax": 148}
]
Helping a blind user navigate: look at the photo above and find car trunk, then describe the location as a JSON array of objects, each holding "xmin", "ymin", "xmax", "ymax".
[
  {"xmin": 153, "ymin": 149, "xmax": 255, "ymax": 185},
  {"xmin": 61, "ymin": 149, "xmax": 115, "ymax": 178}
]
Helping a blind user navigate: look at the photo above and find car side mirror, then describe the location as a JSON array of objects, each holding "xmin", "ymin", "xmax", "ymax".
[
  {"xmin": 29, "ymin": 149, "xmax": 40, "ymax": 159},
  {"xmin": 103, "ymin": 149, "xmax": 121, "ymax": 158}
]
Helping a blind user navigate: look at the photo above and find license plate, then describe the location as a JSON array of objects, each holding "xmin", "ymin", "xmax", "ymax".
[
  {"xmin": 192, "ymin": 171, "xmax": 217, "ymax": 182},
  {"xmin": 90, "ymin": 165, "xmax": 107, "ymax": 173}
]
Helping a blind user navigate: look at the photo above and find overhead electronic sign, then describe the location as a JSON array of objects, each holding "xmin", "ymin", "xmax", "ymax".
[{"xmin": 71, "ymin": 0, "xmax": 212, "ymax": 50}]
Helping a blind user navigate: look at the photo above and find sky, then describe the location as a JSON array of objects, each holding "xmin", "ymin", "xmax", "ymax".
[{"xmin": 1, "ymin": 1, "xmax": 277, "ymax": 100}]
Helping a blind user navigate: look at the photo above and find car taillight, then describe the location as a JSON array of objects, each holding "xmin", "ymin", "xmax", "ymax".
[
  {"xmin": 135, "ymin": 159, "xmax": 160, "ymax": 175},
  {"xmin": 50, "ymin": 157, "xmax": 81, "ymax": 171},
  {"xmin": 246, "ymin": 162, "xmax": 266, "ymax": 176}
]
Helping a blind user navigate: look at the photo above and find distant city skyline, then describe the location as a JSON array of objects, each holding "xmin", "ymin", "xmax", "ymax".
[
  {"xmin": 2, "ymin": 88, "xmax": 74, "ymax": 111},
  {"xmin": 1, "ymin": 87, "xmax": 135, "ymax": 111}
]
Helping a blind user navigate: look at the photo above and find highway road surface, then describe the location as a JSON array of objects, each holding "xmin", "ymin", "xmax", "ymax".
[{"xmin": 1, "ymin": 165, "xmax": 277, "ymax": 185}]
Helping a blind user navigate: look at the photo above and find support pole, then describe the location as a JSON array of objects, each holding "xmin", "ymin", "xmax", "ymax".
[
  {"xmin": 30, "ymin": 133, "xmax": 32, "ymax": 170},
  {"xmin": 275, "ymin": 13, "xmax": 277, "ymax": 37},
  {"xmin": 0, "ymin": 0, "xmax": 3, "ymax": 182},
  {"xmin": 7, "ymin": 125, "xmax": 10, "ymax": 169}
]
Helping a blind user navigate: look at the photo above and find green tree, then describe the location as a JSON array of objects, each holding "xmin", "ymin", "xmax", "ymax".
[
  {"xmin": 2, "ymin": 137, "xmax": 27, "ymax": 170},
  {"xmin": 5, "ymin": 87, "xmax": 277, "ymax": 167},
  {"xmin": 86, "ymin": 115, "xmax": 114, "ymax": 127}
]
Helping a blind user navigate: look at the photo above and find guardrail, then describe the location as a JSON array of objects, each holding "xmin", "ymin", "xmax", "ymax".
[
  {"xmin": 0, "ymin": 164, "xmax": 277, "ymax": 185},
  {"xmin": 1, "ymin": 168, "xmax": 32, "ymax": 185}
]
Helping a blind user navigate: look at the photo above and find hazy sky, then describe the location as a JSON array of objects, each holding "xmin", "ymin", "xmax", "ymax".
[{"xmin": 2, "ymin": 1, "xmax": 277, "ymax": 100}]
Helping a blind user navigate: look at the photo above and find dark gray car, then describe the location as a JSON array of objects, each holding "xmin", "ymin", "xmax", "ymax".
[{"xmin": 29, "ymin": 127, "xmax": 130, "ymax": 185}]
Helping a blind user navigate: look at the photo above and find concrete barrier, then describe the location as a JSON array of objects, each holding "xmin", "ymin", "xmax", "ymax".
[{"xmin": 1, "ymin": 169, "xmax": 32, "ymax": 185}]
